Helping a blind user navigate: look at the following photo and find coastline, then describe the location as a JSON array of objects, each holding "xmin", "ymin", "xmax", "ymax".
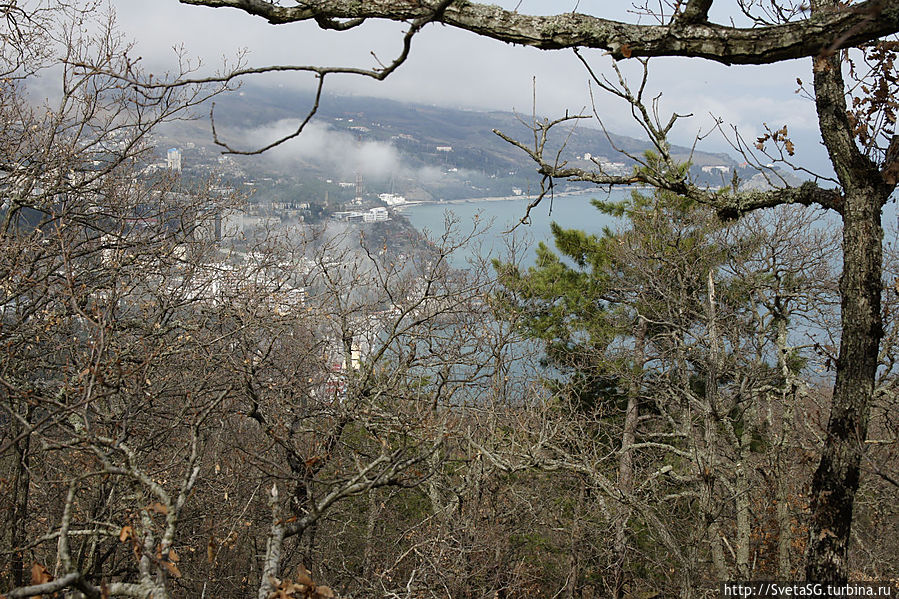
[{"xmin": 393, "ymin": 188, "xmax": 606, "ymax": 211}]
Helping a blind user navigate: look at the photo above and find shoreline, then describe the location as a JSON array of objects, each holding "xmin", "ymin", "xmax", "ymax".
[{"xmin": 393, "ymin": 188, "xmax": 612, "ymax": 211}]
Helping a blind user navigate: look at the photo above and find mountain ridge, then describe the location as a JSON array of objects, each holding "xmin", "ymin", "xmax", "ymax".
[
  {"xmin": 201, "ymin": 85, "xmax": 739, "ymax": 172},
  {"xmin": 160, "ymin": 85, "xmax": 744, "ymax": 203}
]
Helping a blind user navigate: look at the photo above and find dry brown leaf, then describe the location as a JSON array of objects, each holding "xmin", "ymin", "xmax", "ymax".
[
  {"xmin": 295, "ymin": 565, "xmax": 314, "ymax": 587},
  {"xmin": 30, "ymin": 563, "xmax": 52, "ymax": 586},
  {"xmin": 146, "ymin": 502, "xmax": 168, "ymax": 515},
  {"xmin": 119, "ymin": 525, "xmax": 133, "ymax": 542},
  {"xmin": 314, "ymin": 585, "xmax": 335, "ymax": 599},
  {"xmin": 285, "ymin": 582, "xmax": 310, "ymax": 597},
  {"xmin": 163, "ymin": 560, "xmax": 182, "ymax": 578}
]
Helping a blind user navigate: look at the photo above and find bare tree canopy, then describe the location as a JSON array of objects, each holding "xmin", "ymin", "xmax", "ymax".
[
  {"xmin": 179, "ymin": 0, "xmax": 899, "ymax": 64},
  {"xmin": 169, "ymin": 0, "xmax": 899, "ymax": 587}
]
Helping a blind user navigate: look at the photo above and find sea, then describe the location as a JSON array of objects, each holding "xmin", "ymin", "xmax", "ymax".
[{"xmin": 397, "ymin": 188, "xmax": 629, "ymax": 268}]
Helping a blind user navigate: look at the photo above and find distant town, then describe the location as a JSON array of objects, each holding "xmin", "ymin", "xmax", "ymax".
[{"xmin": 142, "ymin": 89, "xmax": 775, "ymax": 244}]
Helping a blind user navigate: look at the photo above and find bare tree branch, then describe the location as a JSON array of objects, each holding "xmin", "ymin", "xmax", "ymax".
[{"xmin": 179, "ymin": 0, "xmax": 899, "ymax": 64}]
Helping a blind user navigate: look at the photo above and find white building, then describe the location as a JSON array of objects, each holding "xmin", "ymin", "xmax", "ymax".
[
  {"xmin": 363, "ymin": 207, "xmax": 389, "ymax": 222},
  {"xmin": 378, "ymin": 193, "xmax": 407, "ymax": 206},
  {"xmin": 167, "ymin": 148, "xmax": 182, "ymax": 172},
  {"xmin": 334, "ymin": 207, "xmax": 390, "ymax": 223}
]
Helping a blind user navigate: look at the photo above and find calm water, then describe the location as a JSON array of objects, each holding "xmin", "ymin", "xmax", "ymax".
[{"xmin": 399, "ymin": 189, "xmax": 628, "ymax": 267}]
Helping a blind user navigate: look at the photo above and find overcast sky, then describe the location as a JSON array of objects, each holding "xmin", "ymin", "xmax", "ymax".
[{"xmin": 110, "ymin": 1, "xmax": 828, "ymax": 170}]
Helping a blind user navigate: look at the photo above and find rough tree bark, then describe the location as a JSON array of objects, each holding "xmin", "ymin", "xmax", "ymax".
[
  {"xmin": 178, "ymin": 0, "xmax": 899, "ymax": 64},
  {"xmin": 803, "ymin": 23, "xmax": 888, "ymax": 576}
]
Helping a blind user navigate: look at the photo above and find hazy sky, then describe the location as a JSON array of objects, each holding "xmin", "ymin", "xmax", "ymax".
[{"xmin": 111, "ymin": 1, "xmax": 828, "ymax": 169}]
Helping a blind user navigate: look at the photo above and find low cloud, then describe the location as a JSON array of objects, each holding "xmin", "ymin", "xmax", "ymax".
[
  {"xmin": 237, "ymin": 120, "xmax": 403, "ymax": 181},
  {"xmin": 231, "ymin": 120, "xmax": 481, "ymax": 189}
]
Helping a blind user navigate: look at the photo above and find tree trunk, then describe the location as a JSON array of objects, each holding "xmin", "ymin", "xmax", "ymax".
[
  {"xmin": 258, "ymin": 486, "xmax": 286, "ymax": 599},
  {"xmin": 703, "ymin": 272, "xmax": 730, "ymax": 581},
  {"xmin": 611, "ymin": 317, "xmax": 644, "ymax": 598},
  {"xmin": 735, "ymin": 414, "xmax": 753, "ymax": 580},
  {"xmin": 803, "ymin": 16, "xmax": 888, "ymax": 579},
  {"xmin": 805, "ymin": 186, "xmax": 882, "ymax": 582},
  {"xmin": 361, "ymin": 490, "xmax": 380, "ymax": 581},
  {"xmin": 774, "ymin": 309, "xmax": 798, "ymax": 579},
  {"xmin": 9, "ymin": 408, "xmax": 32, "ymax": 589}
]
